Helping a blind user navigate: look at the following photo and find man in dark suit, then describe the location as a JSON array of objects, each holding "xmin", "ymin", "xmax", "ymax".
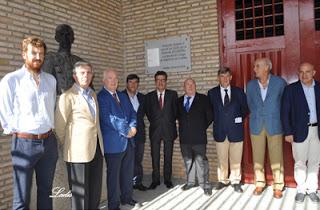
[
  {"xmin": 177, "ymin": 78, "xmax": 213, "ymax": 195},
  {"xmin": 281, "ymin": 62, "xmax": 320, "ymax": 203},
  {"xmin": 145, "ymin": 71, "xmax": 178, "ymax": 189},
  {"xmin": 123, "ymin": 74, "xmax": 148, "ymax": 191},
  {"xmin": 208, "ymin": 67, "xmax": 248, "ymax": 193},
  {"xmin": 98, "ymin": 69, "xmax": 138, "ymax": 210}
]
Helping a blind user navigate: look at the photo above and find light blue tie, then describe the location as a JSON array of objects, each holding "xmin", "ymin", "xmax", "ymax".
[{"xmin": 185, "ymin": 96, "xmax": 191, "ymax": 112}]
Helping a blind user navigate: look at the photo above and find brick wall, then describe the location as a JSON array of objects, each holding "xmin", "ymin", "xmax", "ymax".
[{"xmin": 122, "ymin": 0, "xmax": 220, "ymax": 181}]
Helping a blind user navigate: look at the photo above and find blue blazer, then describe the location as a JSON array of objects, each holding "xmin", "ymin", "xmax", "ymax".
[
  {"xmin": 208, "ymin": 86, "xmax": 248, "ymax": 142},
  {"xmin": 281, "ymin": 80, "xmax": 320, "ymax": 142},
  {"xmin": 246, "ymin": 74, "xmax": 286, "ymax": 135},
  {"xmin": 97, "ymin": 88, "xmax": 137, "ymax": 154}
]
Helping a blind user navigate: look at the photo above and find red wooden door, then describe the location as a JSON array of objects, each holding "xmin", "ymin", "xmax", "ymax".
[{"xmin": 219, "ymin": 0, "xmax": 320, "ymax": 187}]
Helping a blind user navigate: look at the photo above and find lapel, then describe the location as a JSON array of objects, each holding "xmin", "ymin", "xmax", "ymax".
[
  {"xmin": 153, "ymin": 90, "xmax": 161, "ymax": 109},
  {"xmin": 314, "ymin": 81, "xmax": 320, "ymax": 114},
  {"xmin": 264, "ymin": 74, "xmax": 274, "ymax": 102},
  {"xmin": 216, "ymin": 87, "xmax": 224, "ymax": 107},
  {"xmin": 253, "ymin": 79, "xmax": 264, "ymax": 104},
  {"xmin": 92, "ymin": 92, "xmax": 98, "ymax": 124},
  {"xmin": 297, "ymin": 81, "xmax": 310, "ymax": 112},
  {"xmin": 72, "ymin": 84, "xmax": 95, "ymax": 122},
  {"xmin": 163, "ymin": 89, "xmax": 170, "ymax": 109}
]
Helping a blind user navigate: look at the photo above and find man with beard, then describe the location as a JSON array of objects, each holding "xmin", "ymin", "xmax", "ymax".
[{"xmin": 0, "ymin": 37, "xmax": 58, "ymax": 210}]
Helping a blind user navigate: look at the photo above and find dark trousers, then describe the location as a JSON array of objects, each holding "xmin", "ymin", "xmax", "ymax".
[
  {"xmin": 150, "ymin": 138, "xmax": 174, "ymax": 183},
  {"xmin": 66, "ymin": 142, "xmax": 103, "ymax": 210},
  {"xmin": 105, "ymin": 142, "xmax": 134, "ymax": 210},
  {"xmin": 133, "ymin": 142, "xmax": 145, "ymax": 185},
  {"xmin": 180, "ymin": 144, "xmax": 210, "ymax": 189},
  {"xmin": 11, "ymin": 133, "xmax": 58, "ymax": 210}
]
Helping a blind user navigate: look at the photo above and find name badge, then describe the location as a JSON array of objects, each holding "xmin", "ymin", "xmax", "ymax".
[{"xmin": 235, "ymin": 117, "xmax": 242, "ymax": 123}]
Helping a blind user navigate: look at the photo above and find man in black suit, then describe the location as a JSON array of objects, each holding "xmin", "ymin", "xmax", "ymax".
[
  {"xmin": 177, "ymin": 78, "xmax": 213, "ymax": 195},
  {"xmin": 145, "ymin": 71, "xmax": 178, "ymax": 189},
  {"xmin": 123, "ymin": 74, "xmax": 148, "ymax": 191},
  {"xmin": 207, "ymin": 67, "xmax": 248, "ymax": 193}
]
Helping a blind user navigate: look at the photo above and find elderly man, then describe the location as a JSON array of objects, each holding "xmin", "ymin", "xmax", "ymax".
[
  {"xmin": 281, "ymin": 62, "xmax": 320, "ymax": 203},
  {"xmin": 177, "ymin": 78, "xmax": 213, "ymax": 195},
  {"xmin": 55, "ymin": 61, "xmax": 104, "ymax": 209},
  {"xmin": 98, "ymin": 69, "xmax": 138, "ymax": 210},
  {"xmin": 246, "ymin": 58, "xmax": 286, "ymax": 198},
  {"xmin": 0, "ymin": 37, "xmax": 57, "ymax": 210}
]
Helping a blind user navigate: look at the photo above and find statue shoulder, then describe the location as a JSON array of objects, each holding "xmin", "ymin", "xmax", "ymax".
[
  {"xmin": 44, "ymin": 51, "xmax": 65, "ymax": 65},
  {"xmin": 70, "ymin": 54, "xmax": 83, "ymax": 63}
]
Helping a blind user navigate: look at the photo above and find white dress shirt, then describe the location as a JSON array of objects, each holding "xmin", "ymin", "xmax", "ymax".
[
  {"xmin": 127, "ymin": 90, "xmax": 140, "ymax": 112},
  {"xmin": 0, "ymin": 65, "xmax": 56, "ymax": 134},
  {"xmin": 157, "ymin": 90, "xmax": 166, "ymax": 105},
  {"xmin": 301, "ymin": 80, "xmax": 317, "ymax": 123},
  {"xmin": 258, "ymin": 77, "xmax": 270, "ymax": 102},
  {"xmin": 75, "ymin": 84, "xmax": 96, "ymax": 119},
  {"xmin": 220, "ymin": 85, "xmax": 231, "ymax": 105}
]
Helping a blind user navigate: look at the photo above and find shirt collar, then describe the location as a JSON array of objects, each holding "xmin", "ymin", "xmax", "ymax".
[
  {"xmin": 301, "ymin": 80, "xmax": 315, "ymax": 88},
  {"xmin": 220, "ymin": 85, "xmax": 231, "ymax": 92},
  {"xmin": 22, "ymin": 65, "xmax": 42, "ymax": 79},
  {"xmin": 157, "ymin": 89, "xmax": 165, "ymax": 96},
  {"xmin": 75, "ymin": 83, "xmax": 92, "ymax": 95},
  {"xmin": 104, "ymin": 86, "xmax": 117, "ymax": 95},
  {"xmin": 258, "ymin": 75, "xmax": 270, "ymax": 89}
]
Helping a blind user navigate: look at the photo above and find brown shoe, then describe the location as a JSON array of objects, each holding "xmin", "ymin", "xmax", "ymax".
[
  {"xmin": 253, "ymin": 187, "xmax": 265, "ymax": 195},
  {"xmin": 273, "ymin": 189, "xmax": 283, "ymax": 199}
]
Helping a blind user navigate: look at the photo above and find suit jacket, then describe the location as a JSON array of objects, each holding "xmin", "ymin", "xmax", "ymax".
[
  {"xmin": 97, "ymin": 88, "xmax": 137, "ymax": 154},
  {"xmin": 55, "ymin": 84, "xmax": 104, "ymax": 163},
  {"xmin": 208, "ymin": 86, "xmax": 248, "ymax": 142},
  {"xmin": 177, "ymin": 93, "xmax": 212, "ymax": 145},
  {"xmin": 123, "ymin": 90, "xmax": 146, "ymax": 143},
  {"xmin": 246, "ymin": 74, "xmax": 286, "ymax": 135},
  {"xmin": 281, "ymin": 80, "xmax": 320, "ymax": 142},
  {"xmin": 145, "ymin": 89, "xmax": 178, "ymax": 141}
]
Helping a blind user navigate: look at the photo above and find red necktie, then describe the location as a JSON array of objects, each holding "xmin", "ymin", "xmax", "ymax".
[
  {"xmin": 159, "ymin": 93, "xmax": 163, "ymax": 109},
  {"xmin": 113, "ymin": 93, "xmax": 120, "ymax": 105}
]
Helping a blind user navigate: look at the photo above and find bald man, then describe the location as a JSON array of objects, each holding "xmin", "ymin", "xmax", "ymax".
[
  {"xmin": 246, "ymin": 58, "xmax": 286, "ymax": 198},
  {"xmin": 97, "ymin": 69, "xmax": 138, "ymax": 210},
  {"xmin": 281, "ymin": 62, "xmax": 320, "ymax": 203}
]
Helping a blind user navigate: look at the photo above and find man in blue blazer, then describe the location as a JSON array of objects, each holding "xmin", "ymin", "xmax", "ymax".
[
  {"xmin": 246, "ymin": 58, "xmax": 286, "ymax": 198},
  {"xmin": 123, "ymin": 74, "xmax": 148, "ymax": 191},
  {"xmin": 98, "ymin": 69, "xmax": 138, "ymax": 210},
  {"xmin": 281, "ymin": 62, "xmax": 320, "ymax": 203},
  {"xmin": 208, "ymin": 67, "xmax": 248, "ymax": 193}
]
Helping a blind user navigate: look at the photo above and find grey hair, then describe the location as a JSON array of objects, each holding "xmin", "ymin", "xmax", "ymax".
[
  {"xmin": 73, "ymin": 61, "xmax": 93, "ymax": 74},
  {"xmin": 264, "ymin": 58, "xmax": 272, "ymax": 71}
]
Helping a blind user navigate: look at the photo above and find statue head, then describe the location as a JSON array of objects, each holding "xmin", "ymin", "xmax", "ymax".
[{"xmin": 55, "ymin": 24, "xmax": 74, "ymax": 51}]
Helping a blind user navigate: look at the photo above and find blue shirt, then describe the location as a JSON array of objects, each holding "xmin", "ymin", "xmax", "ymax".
[
  {"xmin": 184, "ymin": 95, "xmax": 195, "ymax": 107},
  {"xmin": 0, "ymin": 65, "xmax": 56, "ymax": 134},
  {"xmin": 301, "ymin": 80, "xmax": 317, "ymax": 123},
  {"xmin": 75, "ymin": 84, "xmax": 96, "ymax": 119},
  {"xmin": 127, "ymin": 90, "xmax": 140, "ymax": 112}
]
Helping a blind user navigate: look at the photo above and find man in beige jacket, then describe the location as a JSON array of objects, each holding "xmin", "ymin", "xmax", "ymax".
[{"xmin": 55, "ymin": 61, "xmax": 104, "ymax": 210}]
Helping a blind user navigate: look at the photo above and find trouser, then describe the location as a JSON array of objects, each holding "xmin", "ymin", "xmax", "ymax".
[
  {"xmin": 251, "ymin": 128, "xmax": 284, "ymax": 190},
  {"xmin": 133, "ymin": 142, "xmax": 145, "ymax": 185},
  {"xmin": 216, "ymin": 139, "xmax": 243, "ymax": 184},
  {"xmin": 150, "ymin": 138, "xmax": 174, "ymax": 183},
  {"xmin": 180, "ymin": 144, "xmax": 210, "ymax": 190},
  {"xmin": 11, "ymin": 133, "xmax": 58, "ymax": 210},
  {"xmin": 292, "ymin": 126, "xmax": 320, "ymax": 194},
  {"xmin": 105, "ymin": 142, "xmax": 134, "ymax": 210},
  {"xmin": 66, "ymin": 142, "xmax": 103, "ymax": 210}
]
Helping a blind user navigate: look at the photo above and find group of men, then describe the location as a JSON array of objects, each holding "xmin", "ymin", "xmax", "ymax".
[{"xmin": 0, "ymin": 36, "xmax": 319, "ymax": 210}]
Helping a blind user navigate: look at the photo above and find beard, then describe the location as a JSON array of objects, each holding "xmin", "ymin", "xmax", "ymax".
[{"xmin": 25, "ymin": 59, "xmax": 43, "ymax": 73}]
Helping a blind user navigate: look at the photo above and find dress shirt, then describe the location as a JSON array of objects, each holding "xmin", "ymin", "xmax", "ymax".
[
  {"xmin": 301, "ymin": 80, "xmax": 317, "ymax": 123},
  {"xmin": 220, "ymin": 85, "xmax": 231, "ymax": 105},
  {"xmin": 0, "ymin": 65, "xmax": 56, "ymax": 134},
  {"xmin": 157, "ymin": 90, "xmax": 166, "ymax": 106},
  {"xmin": 127, "ymin": 90, "xmax": 140, "ymax": 112},
  {"xmin": 258, "ymin": 76, "xmax": 270, "ymax": 101},
  {"xmin": 104, "ymin": 87, "xmax": 120, "ymax": 103},
  {"xmin": 183, "ymin": 95, "xmax": 195, "ymax": 108},
  {"xmin": 75, "ymin": 84, "xmax": 96, "ymax": 119}
]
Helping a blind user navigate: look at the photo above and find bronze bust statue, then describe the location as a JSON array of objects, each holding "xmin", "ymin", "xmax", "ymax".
[{"xmin": 43, "ymin": 24, "xmax": 83, "ymax": 95}]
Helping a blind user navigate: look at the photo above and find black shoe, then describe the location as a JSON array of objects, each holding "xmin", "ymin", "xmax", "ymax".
[
  {"xmin": 109, "ymin": 208, "xmax": 120, "ymax": 210},
  {"xmin": 164, "ymin": 181, "xmax": 174, "ymax": 188},
  {"xmin": 133, "ymin": 183, "xmax": 148, "ymax": 191},
  {"xmin": 148, "ymin": 181, "xmax": 160, "ymax": 189},
  {"xmin": 181, "ymin": 184, "xmax": 194, "ymax": 191},
  {"xmin": 121, "ymin": 199, "xmax": 137, "ymax": 206},
  {"xmin": 295, "ymin": 193, "xmax": 306, "ymax": 203},
  {"xmin": 212, "ymin": 182, "xmax": 229, "ymax": 190},
  {"xmin": 232, "ymin": 184, "xmax": 243, "ymax": 193},
  {"xmin": 308, "ymin": 192, "xmax": 320, "ymax": 203},
  {"xmin": 204, "ymin": 189, "xmax": 212, "ymax": 196}
]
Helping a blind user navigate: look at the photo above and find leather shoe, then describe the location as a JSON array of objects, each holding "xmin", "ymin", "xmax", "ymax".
[
  {"xmin": 253, "ymin": 186, "xmax": 265, "ymax": 195},
  {"xmin": 121, "ymin": 199, "xmax": 137, "ymax": 206},
  {"xmin": 133, "ymin": 183, "xmax": 148, "ymax": 191},
  {"xmin": 232, "ymin": 184, "xmax": 243, "ymax": 193},
  {"xmin": 148, "ymin": 181, "xmax": 160, "ymax": 190},
  {"xmin": 181, "ymin": 184, "xmax": 194, "ymax": 191},
  {"xmin": 212, "ymin": 182, "xmax": 229, "ymax": 190},
  {"xmin": 164, "ymin": 180, "xmax": 174, "ymax": 188},
  {"xmin": 308, "ymin": 192, "xmax": 320, "ymax": 203},
  {"xmin": 295, "ymin": 193, "xmax": 306, "ymax": 203},
  {"xmin": 273, "ymin": 189, "xmax": 283, "ymax": 199},
  {"xmin": 204, "ymin": 189, "xmax": 212, "ymax": 196}
]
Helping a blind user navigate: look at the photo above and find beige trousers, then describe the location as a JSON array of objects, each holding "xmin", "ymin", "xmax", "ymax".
[
  {"xmin": 216, "ymin": 139, "xmax": 243, "ymax": 184},
  {"xmin": 251, "ymin": 128, "xmax": 284, "ymax": 190}
]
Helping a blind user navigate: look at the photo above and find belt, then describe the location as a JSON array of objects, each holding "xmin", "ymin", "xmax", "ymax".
[
  {"xmin": 15, "ymin": 129, "xmax": 52, "ymax": 140},
  {"xmin": 308, "ymin": 123, "xmax": 318, "ymax": 127}
]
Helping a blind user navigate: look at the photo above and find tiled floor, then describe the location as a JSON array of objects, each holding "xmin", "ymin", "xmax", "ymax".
[{"xmin": 99, "ymin": 177, "xmax": 320, "ymax": 210}]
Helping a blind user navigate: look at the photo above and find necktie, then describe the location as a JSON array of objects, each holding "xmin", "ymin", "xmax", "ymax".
[
  {"xmin": 224, "ymin": 89, "xmax": 229, "ymax": 106},
  {"xmin": 185, "ymin": 96, "xmax": 191, "ymax": 112},
  {"xmin": 113, "ymin": 93, "xmax": 120, "ymax": 105},
  {"xmin": 159, "ymin": 93, "xmax": 163, "ymax": 109}
]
